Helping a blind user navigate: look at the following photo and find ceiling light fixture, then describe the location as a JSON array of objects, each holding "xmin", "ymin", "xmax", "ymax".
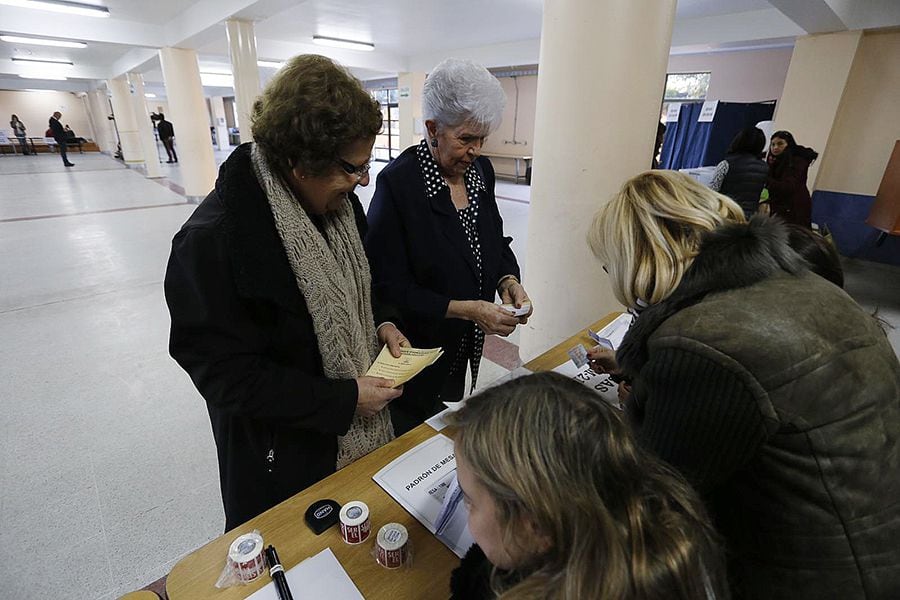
[
  {"xmin": 0, "ymin": 35, "xmax": 87, "ymax": 48},
  {"xmin": 144, "ymin": 93, "xmax": 156, "ymax": 98},
  {"xmin": 200, "ymin": 72, "xmax": 234, "ymax": 87},
  {"xmin": 257, "ymin": 60, "xmax": 284, "ymax": 69},
  {"xmin": 312, "ymin": 35, "xmax": 374, "ymax": 52},
  {"xmin": 19, "ymin": 73, "xmax": 68, "ymax": 80},
  {"xmin": 11, "ymin": 57, "xmax": 73, "ymax": 66},
  {"xmin": 0, "ymin": 0, "xmax": 110, "ymax": 18}
]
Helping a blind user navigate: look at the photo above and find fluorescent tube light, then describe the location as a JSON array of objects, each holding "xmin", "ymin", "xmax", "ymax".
[
  {"xmin": 257, "ymin": 60, "xmax": 284, "ymax": 69},
  {"xmin": 11, "ymin": 57, "xmax": 74, "ymax": 66},
  {"xmin": 200, "ymin": 72, "xmax": 234, "ymax": 87},
  {"xmin": 0, "ymin": 0, "xmax": 110, "ymax": 18},
  {"xmin": 0, "ymin": 35, "xmax": 87, "ymax": 48},
  {"xmin": 312, "ymin": 36, "xmax": 374, "ymax": 52},
  {"xmin": 19, "ymin": 73, "xmax": 68, "ymax": 80},
  {"xmin": 144, "ymin": 93, "xmax": 156, "ymax": 98}
]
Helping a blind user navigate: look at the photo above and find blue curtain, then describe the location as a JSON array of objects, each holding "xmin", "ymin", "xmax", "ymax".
[{"xmin": 659, "ymin": 101, "xmax": 776, "ymax": 170}]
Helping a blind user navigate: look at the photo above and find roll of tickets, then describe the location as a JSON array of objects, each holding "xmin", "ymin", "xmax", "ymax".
[
  {"xmin": 227, "ymin": 532, "xmax": 266, "ymax": 583},
  {"xmin": 376, "ymin": 523, "xmax": 409, "ymax": 569},
  {"xmin": 340, "ymin": 501, "xmax": 371, "ymax": 544}
]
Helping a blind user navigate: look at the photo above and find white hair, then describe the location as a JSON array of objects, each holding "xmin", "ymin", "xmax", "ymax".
[{"xmin": 423, "ymin": 58, "xmax": 506, "ymax": 134}]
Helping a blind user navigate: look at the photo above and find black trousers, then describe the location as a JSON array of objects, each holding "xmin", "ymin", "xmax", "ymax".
[
  {"xmin": 162, "ymin": 137, "xmax": 177, "ymax": 162},
  {"xmin": 58, "ymin": 140, "xmax": 69, "ymax": 164}
]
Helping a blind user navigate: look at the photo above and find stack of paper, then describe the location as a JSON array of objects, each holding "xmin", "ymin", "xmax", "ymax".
[
  {"xmin": 365, "ymin": 346, "xmax": 443, "ymax": 387},
  {"xmin": 246, "ymin": 548, "xmax": 363, "ymax": 600}
]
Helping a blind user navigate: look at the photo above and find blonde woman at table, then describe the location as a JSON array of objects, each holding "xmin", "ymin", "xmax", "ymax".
[
  {"xmin": 165, "ymin": 55, "xmax": 408, "ymax": 531},
  {"xmin": 447, "ymin": 372, "xmax": 726, "ymax": 600},
  {"xmin": 589, "ymin": 171, "xmax": 900, "ymax": 599}
]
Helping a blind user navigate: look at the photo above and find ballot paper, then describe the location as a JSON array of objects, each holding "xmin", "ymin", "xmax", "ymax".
[
  {"xmin": 245, "ymin": 547, "xmax": 363, "ymax": 600},
  {"xmin": 365, "ymin": 346, "xmax": 443, "ymax": 387},
  {"xmin": 587, "ymin": 313, "xmax": 634, "ymax": 350},
  {"xmin": 499, "ymin": 301, "xmax": 531, "ymax": 317},
  {"xmin": 553, "ymin": 360, "xmax": 621, "ymax": 408},
  {"xmin": 372, "ymin": 434, "xmax": 474, "ymax": 557}
]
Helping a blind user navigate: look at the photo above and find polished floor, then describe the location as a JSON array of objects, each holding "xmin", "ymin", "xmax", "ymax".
[{"xmin": 1, "ymin": 150, "xmax": 897, "ymax": 599}]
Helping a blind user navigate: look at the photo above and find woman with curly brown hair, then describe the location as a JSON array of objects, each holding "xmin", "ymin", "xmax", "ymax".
[
  {"xmin": 164, "ymin": 55, "xmax": 410, "ymax": 530},
  {"xmin": 447, "ymin": 372, "xmax": 727, "ymax": 599}
]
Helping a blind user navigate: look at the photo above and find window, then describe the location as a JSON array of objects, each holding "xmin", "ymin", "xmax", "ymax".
[
  {"xmin": 660, "ymin": 72, "xmax": 711, "ymax": 123},
  {"xmin": 370, "ymin": 88, "xmax": 400, "ymax": 162}
]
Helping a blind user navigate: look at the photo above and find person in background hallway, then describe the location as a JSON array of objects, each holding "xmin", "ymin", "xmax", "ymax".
[
  {"xmin": 447, "ymin": 372, "xmax": 728, "ymax": 600},
  {"xmin": 708, "ymin": 127, "xmax": 768, "ymax": 218},
  {"xmin": 64, "ymin": 124, "xmax": 87, "ymax": 144},
  {"xmin": 9, "ymin": 114, "xmax": 30, "ymax": 155},
  {"xmin": 763, "ymin": 130, "xmax": 818, "ymax": 227},
  {"xmin": 589, "ymin": 170, "xmax": 900, "ymax": 599},
  {"xmin": 48, "ymin": 111, "xmax": 74, "ymax": 167},
  {"xmin": 165, "ymin": 55, "xmax": 408, "ymax": 531},
  {"xmin": 156, "ymin": 113, "xmax": 177, "ymax": 163},
  {"xmin": 366, "ymin": 58, "xmax": 531, "ymax": 435}
]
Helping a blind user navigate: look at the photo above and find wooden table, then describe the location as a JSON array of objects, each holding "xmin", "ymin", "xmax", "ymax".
[{"xmin": 166, "ymin": 313, "xmax": 619, "ymax": 599}]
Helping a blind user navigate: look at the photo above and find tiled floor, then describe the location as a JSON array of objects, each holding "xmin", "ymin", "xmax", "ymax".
[{"xmin": 1, "ymin": 150, "xmax": 898, "ymax": 600}]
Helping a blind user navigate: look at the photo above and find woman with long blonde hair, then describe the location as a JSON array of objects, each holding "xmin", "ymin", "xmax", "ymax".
[
  {"xmin": 447, "ymin": 371, "xmax": 727, "ymax": 599},
  {"xmin": 588, "ymin": 170, "xmax": 900, "ymax": 599}
]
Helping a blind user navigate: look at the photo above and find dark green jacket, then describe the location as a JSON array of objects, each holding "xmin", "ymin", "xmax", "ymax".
[{"xmin": 618, "ymin": 216, "xmax": 900, "ymax": 599}]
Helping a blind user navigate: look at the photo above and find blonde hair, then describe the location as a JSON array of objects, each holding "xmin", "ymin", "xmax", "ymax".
[
  {"xmin": 588, "ymin": 170, "xmax": 745, "ymax": 307},
  {"xmin": 448, "ymin": 372, "xmax": 727, "ymax": 600}
]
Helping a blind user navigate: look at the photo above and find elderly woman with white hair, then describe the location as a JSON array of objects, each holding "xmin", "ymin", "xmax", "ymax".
[{"xmin": 366, "ymin": 58, "xmax": 532, "ymax": 434}]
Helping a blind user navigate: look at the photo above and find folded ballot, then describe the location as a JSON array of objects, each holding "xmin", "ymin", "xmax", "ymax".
[
  {"xmin": 366, "ymin": 346, "xmax": 443, "ymax": 388},
  {"xmin": 499, "ymin": 301, "xmax": 531, "ymax": 317}
]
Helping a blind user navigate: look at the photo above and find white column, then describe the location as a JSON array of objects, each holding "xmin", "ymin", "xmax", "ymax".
[
  {"xmin": 126, "ymin": 72, "xmax": 163, "ymax": 178},
  {"xmin": 397, "ymin": 72, "xmax": 426, "ymax": 151},
  {"xmin": 209, "ymin": 96, "xmax": 231, "ymax": 152},
  {"xmin": 107, "ymin": 76, "xmax": 144, "ymax": 165},
  {"xmin": 774, "ymin": 31, "xmax": 862, "ymax": 190},
  {"xmin": 519, "ymin": 0, "xmax": 677, "ymax": 360},
  {"xmin": 225, "ymin": 19, "xmax": 260, "ymax": 143},
  {"xmin": 159, "ymin": 47, "xmax": 217, "ymax": 201},
  {"xmin": 86, "ymin": 90, "xmax": 112, "ymax": 153}
]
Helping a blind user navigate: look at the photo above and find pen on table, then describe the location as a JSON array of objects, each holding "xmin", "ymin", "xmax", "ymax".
[{"xmin": 265, "ymin": 544, "xmax": 294, "ymax": 600}]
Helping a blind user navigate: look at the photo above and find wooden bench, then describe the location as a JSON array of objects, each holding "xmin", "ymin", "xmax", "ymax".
[{"xmin": 481, "ymin": 152, "xmax": 532, "ymax": 184}]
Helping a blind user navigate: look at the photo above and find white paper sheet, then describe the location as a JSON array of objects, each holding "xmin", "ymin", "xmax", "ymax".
[
  {"xmin": 587, "ymin": 313, "xmax": 633, "ymax": 350},
  {"xmin": 372, "ymin": 434, "xmax": 474, "ymax": 557},
  {"xmin": 424, "ymin": 366, "xmax": 533, "ymax": 432},
  {"xmin": 553, "ymin": 361, "xmax": 621, "ymax": 408},
  {"xmin": 245, "ymin": 547, "xmax": 363, "ymax": 600}
]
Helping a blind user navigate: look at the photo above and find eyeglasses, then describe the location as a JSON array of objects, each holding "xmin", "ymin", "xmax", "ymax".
[{"xmin": 335, "ymin": 157, "xmax": 371, "ymax": 181}]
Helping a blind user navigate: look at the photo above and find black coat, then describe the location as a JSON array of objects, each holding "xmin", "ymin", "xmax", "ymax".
[
  {"xmin": 48, "ymin": 116, "xmax": 66, "ymax": 143},
  {"xmin": 165, "ymin": 144, "xmax": 395, "ymax": 531},
  {"xmin": 365, "ymin": 146, "xmax": 520, "ymax": 425},
  {"xmin": 157, "ymin": 119, "xmax": 174, "ymax": 140}
]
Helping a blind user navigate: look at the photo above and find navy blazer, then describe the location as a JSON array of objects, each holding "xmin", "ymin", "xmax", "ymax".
[{"xmin": 365, "ymin": 145, "xmax": 520, "ymax": 389}]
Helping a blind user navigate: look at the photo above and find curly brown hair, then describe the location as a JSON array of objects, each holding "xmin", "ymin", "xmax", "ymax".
[{"xmin": 251, "ymin": 54, "xmax": 382, "ymax": 175}]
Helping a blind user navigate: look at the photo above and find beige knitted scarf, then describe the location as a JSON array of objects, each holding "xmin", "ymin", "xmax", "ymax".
[{"xmin": 251, "ymin": 144, "xmax": 393, "ymax": 469}]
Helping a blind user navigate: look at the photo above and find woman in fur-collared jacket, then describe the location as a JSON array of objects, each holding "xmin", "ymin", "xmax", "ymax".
[{"xmin": 589, "ymin": 170, "xmax": 900, "ymax": 600}]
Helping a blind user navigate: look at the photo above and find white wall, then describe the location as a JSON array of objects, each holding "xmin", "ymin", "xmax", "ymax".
[
  {"xmin": 0, "ymin": 89, "xmax": 92, "ymax": 138},
  {"xmin": 667, "ymin": 47, "xmax": 794, "ymax": 102}
]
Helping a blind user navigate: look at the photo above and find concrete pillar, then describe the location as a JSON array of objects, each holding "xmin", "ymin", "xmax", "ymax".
[
  {"xmin": 773, "ymin": 31, "xmax": 862, "ymax": 190},
  {"xmin": 397, "ymin": 71, "xmax": 426, "ymax": 151},
  {"xmin": 225, "ymin": 19, "xmax": 260, "ymax": 143},
  {"xmin": 519, "ymin": 0, "xmax": 677, "ymax": 360},
  {"xmin": 107, "ymin": 76, "xmax": 144, "ymax": 165},
  {"xmin": 209, "ymin": 96, "xmax": 231, "ymax": 152},
  {"xmin": 126, "ymin": 72, "xmax": 163, "ymax": 178},
  {"xmin": 159, "ymin": 47, "xmax": 217, "ymax": 201},
  {"xmin": 87, "ymin": 90, "xmax": 115, "ymax": 154}
]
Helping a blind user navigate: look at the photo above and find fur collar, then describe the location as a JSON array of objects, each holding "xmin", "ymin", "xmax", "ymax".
[
  {"xmin": 617, "ymin": 216, "xmax": 806, "ymax": 376},
  {"xmin": 214, "ymin": 143, "xmax": 305, "ymax": 312}
]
